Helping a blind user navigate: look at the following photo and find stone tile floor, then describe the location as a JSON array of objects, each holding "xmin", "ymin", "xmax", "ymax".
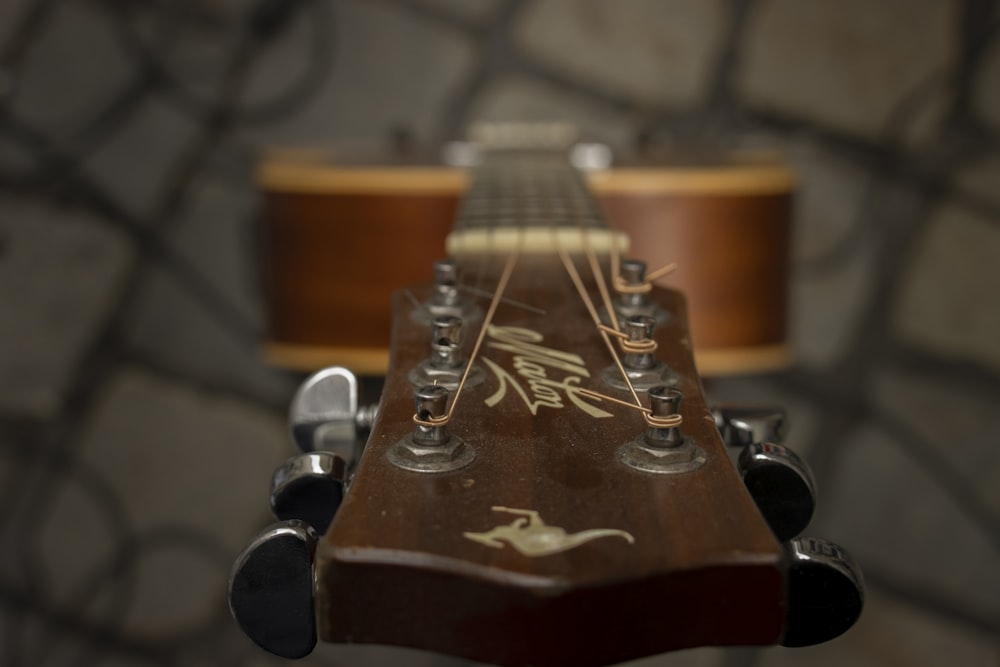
[{"xmin": 1, "ymin": 0, "xmax": 999, "ymax": 665}]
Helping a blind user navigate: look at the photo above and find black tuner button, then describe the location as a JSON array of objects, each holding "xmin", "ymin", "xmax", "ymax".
[
  {"xmin": 782, "ymin": 536, "xmax": 865, "ymax": 647},
  {"xmin": 270, "ymin": 451, "xmax": 347, "ymax": 535},
  {"xmin": 738, "ymin": 442, "xmax": 816, "ymax": 542},
  {"xmin": 229, "ymin": 520, "xmax": 318, "ymax": 659},
  {"xmin": 714, "ymin": 405, "xmax": 786, "ymax": 447}
]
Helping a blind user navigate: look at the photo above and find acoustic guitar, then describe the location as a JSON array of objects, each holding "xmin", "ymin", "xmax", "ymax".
[{"xmin": 229, "ymin": 128, "xmax": 863, "ymax": 666}]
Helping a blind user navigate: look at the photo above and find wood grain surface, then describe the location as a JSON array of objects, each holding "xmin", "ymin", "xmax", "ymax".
[
  {"xmin": 260, "ymin": 160, "xmax": 792, "ymax": 376},
  {"xmin": 315, "ymin": 254, "xmax": 785, "ymax": 666}
]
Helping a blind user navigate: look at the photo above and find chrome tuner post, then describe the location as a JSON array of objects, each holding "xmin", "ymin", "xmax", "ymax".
[
  {"xmin": 606, "ymin": 258, "xmax": 667, "ymax": 325},
  {"xmin": 714, "ymin": 405, "xmax": 787, "ymax": 447},
  {"xmin": 738, "ymin": 442, "xmax": 816, "ymax": 542},
  {"xmin": 616, "ymin": 259, "xmax": 652, "ymax": 317},
  {"xmin": 229, "ymin": 520, "xmax": 318, "ymax": 659},
  {"xmin": 618, "ymin": 386, "xmax": 706, "ymax": 474},
  {"xmin": 413, "ymin": 259, "xmax": 481, "ymax": 324},
  {"xmin": 389, "ymin": 385, "xmax": 475, "ymax": 473},
  {"xmin": 781, "ymin": 536, "xmax": 865, "ymax": 647},
  {"xmin": 408, "ymin": 315, "xmax": 485, "ymax": 390},
  {"xmin": 289, "ymin": 366, "xmax": 375, "ymax": 467},
  {"xmin": 270, "ymin": 451, "xmax": 348, "ymax": 535},
  {"xmin": 432, "ymin": 258, "xmax": 461, "ymax": 309},
  {"xmin": 602, "ymin": 315, "xmax": 674, "ymax": 391}
]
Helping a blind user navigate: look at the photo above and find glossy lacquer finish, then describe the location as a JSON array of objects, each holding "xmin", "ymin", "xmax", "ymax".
[{"xmin": 315, "ymin": 254, "xmax": 786, "ymax": 667}]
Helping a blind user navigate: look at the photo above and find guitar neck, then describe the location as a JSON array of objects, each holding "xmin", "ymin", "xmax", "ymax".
[{"xmin": 447, "ymin": 149, "xmax": 628, "ymax": 256}]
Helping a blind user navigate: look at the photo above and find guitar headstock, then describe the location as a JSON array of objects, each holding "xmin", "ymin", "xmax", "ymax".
[
  {"xmin": 314, "ymin": 248, "xmax": 791, "ymax": 666},
  {"xmin": 230, "ymin": 147, "xmax": 862, "ymax": 665}
]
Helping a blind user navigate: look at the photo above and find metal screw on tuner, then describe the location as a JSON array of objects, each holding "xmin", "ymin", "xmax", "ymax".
[
  {"xmin": 618, "ymin": 386, "xmax": 706, "ymax": 474},
  {"xmin": 388, "ymin": 385, "xmax": 475, "ymax": 473},
  {"xmin": 738, "ymin": 442, "xmax": 816, "ymax": 542},
  {"xmin": 229, "ymin": 520, "xmax": 318, "ymax": 659},
  {"xmin": 781, "ymin": 536, "xmax": 865, "ymax": 647},
  {"xmin": 602, "ymin": 315, "xmax": 675, "ymax": 391},
  {"xmin": 289, "ymin": 366, "xmax": 376, "ymax": 466},
  {"xmin": 408, "ymin": 315, "xmax": 485, "ymax": 390},
  {"xmin": 714, "ymin": 405, "xmax": 786, "ymax": 447},
  {"xmin": 270, "ymin": 451, "xmax": 348, "ymax": 535}
]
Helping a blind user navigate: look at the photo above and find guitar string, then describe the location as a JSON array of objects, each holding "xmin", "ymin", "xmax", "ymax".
[
  {"xmin": 556, "ymin": 241, "xmax": 643, "ymax": 409},
  {"xmin": 570, "ymin": 236, "xmax": 681, "ymax": 427},
  {"xmin": 575, "ymin": 387, "xmax": 682, "ymax": 427},
  {"xmin": 566, "ymin": 173, "xmax": 681, "ymax": 428},
  {"xmin": 458, "ymin": 284, "xmax": 546, "ymax": 315},
  {"xmin": 582, "ymin": 228, "xmax": 622, "ymax": 334},
  {"xmin": 415, "ymin": 161, "xmax": 524, "ymax": 427}
]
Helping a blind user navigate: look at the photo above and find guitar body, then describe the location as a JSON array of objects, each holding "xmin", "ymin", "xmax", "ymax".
[
  {"xmin": 317, "ymin": 259, "xmax": 785, "ymax": 666},
  {"xmin": 260, "ymin": 155, "xmax": 793, "ymax": 376}
]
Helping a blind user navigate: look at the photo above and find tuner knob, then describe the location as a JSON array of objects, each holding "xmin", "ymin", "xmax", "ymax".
[
  {"xmin": 290, "ymin": 366, "xmax": 367, "ymax": 463},
  {"xmin": 229, "ymin": 520, "xmax": 318, "ymax": 659},
  {"xmin": 270, "ymin": 451, "xmax": 348, "ymax": 535},
  {"xmin": 714, "ymin": 405, "xmax": 786, "ymax": 447},
  {"xmin": 782, "ymin": 536, "xmax": 865, "ymax": 647},
  {"xmin": 738, "ymin": 442, "xmax": 816, "ymax": 542}
]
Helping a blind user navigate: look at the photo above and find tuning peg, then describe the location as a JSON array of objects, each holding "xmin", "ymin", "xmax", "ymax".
[
  {"xmin": 229, "ymin": 521, "xmax": 318, "ymax": 659},
  {"xmin": 781, "ymin": 536, "xmax": 865, "ymax": 647},
  {"xmin": 388, "ymin": 385, "xmax": 475, "ymax": 473},
  {"xmin": 713, "ymin": 405, "xmax": 786, "ymax": 447},
  {"xmin": 290, "ymin": 366, "xmax": 372, "ymax": 464},
  {"xmin": 602, "ymin": 315, "xmax": 673, "ymax": 391},
  {"xmin": 738, "ymin": 442, "xmax": 816, "ymax": 542},
  {"xmin": 270, "ymin": 451, "xmax": 347, "ymax": 535}
]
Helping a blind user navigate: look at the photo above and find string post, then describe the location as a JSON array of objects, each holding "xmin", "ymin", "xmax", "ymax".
[
  {"xmin": 433, "ymin": 259, "xmax": 460, "ymax": 308},
  {"xmin": 616, "ymin": 258, "xmax": 652, "ymax": 301},
  {"xmin": 619, "ymin": 385, "xmax": 706, "ymax": 474},
  {"xmin": 431, "ymin": 315, "xmax": 463, "ymax": 369},
  {"xmin": 408, "ymin": 314, "xmax": 486, "ymax": 391},
  {"xmin": 412, "ymin": 385, "xmax": 451, "ymax": 446},
  {"xmin": 645, "ymin": 386, "xmax": 684, "ymax": 448},
  {"xmin": 390, "ymin": 384, "xmax": 475, "ymax": 473},
  {"xmin": 622, "ymin": 315, "xmax": 658, "ymax": 369}
]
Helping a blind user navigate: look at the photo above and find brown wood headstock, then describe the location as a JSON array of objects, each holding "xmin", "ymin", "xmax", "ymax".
[
  {"xmin": 229, "ymin": 145, "xmax": 863, "ymax": 666},
  {"xmin": 314, "ymin": 242, "xmax": 786, "ymax": 665}
]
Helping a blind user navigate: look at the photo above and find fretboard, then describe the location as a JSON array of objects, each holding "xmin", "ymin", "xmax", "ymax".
[{"xmin": 447, "ymin": 149, "xmax": 627, "ymax": 256}]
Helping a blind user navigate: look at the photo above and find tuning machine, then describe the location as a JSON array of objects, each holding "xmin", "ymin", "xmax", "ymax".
[
  {"xmin": 714, "ymin": 405, "xmax": 786, "ymax": 448},
  {"xmin": 618, "ymin": 386, "xmax": 705, "ymax": 474},
  {"xmin": 602, "ymin": 315, "xmax": 675, "ymax": 391},
  {"xmin": 782, "ymin": 536, "xmax": 865, "ymax": 647},
  {"xmin": 412, "ymin": 259, "xmax": 482, "ymax": 324},
  {"xmin": 408, "ymin": 314, "xmax": 485, "ymax": 390},
  {"xmin": 289, "ymin": 366, "xmax": 376, "ymax": 464},
  {"xmin": 229, "ymin": 520, "xmax": 318, "ymax": 658},
  {"xmin": 717, "ymin": 406, "xmax": 863, "ymax": 645},
  {"xmin": 389, "ymin": 384, "xmax": 475, "ymax": 473}
]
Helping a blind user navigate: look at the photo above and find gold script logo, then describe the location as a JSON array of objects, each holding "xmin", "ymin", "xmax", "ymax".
[{"xmin": 481, "ymin": 325, "xmax": 611, "ymax": 419}]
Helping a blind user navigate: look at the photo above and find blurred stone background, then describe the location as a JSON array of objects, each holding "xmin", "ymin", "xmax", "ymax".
[{"xmin": 0, "ymin": 0, "xmax": 998, "ymax": 665}]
